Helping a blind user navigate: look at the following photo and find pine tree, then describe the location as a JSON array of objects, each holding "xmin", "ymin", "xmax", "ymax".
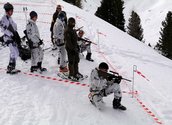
[
  {"xmin": 95, "ymin": 0, "xmax": 125, "ymax": 31},
  {"xmin": 75, "ymin": 0, "xmax": 82, "ymax": 8},
  {"xmin": 63, "ymin": 0, "xmax": 82, "ymax": 8},
  {"xmin": 127, "ymin": 10, "xmax": 144, "ymax": 42},
  {"xmin": 155, "ymin": 11, "xmax": 172, "ymax": 59}
]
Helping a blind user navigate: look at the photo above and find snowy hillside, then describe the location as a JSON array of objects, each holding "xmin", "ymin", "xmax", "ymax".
[
  {"xmin": 0, "ymin": 0, "xmax": 172, "ymax": 125},
  {"xmin": 82, "ymin": 0, "xmax": 172, "ymax": 46}
]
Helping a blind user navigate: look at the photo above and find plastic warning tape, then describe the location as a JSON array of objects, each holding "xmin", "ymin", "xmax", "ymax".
[
  {"xmin": 0, "ymin": 68, "xmax": 135, "ymax": 95},
  {"xmin": 0, "ymin": 2, "xmax": 51, "ymax": 7},
  {"xmin": 135, "ymin": 70, "xmax": 150, "ymax": 81},
  {"xmin": 97, "ymin": 31, "xmax": 107, "ymax": 37},
  {"xmin": 22, "ymin": 72, "xmax": 89, "ymax": 88},
  {"xmin": 15, "ymin": 18, "xmax": 51, "ymax": 24},
  {"xmin": 76, "ymin": 15, "xmax": 85, "ymax": 21},
  {"xmin": 135, "ymin": 97, "xmax": 163, "ymax": 124},
  {"xmin": 15, "ymin": 11, "xmax": 53, "ymax": 16}
]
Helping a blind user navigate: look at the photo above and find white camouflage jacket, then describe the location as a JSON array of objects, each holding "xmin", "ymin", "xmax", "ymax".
[
  {"xmin": 90, "ymin": 68, "xmax": 122, "ymax": 98},
  {"xmin": 90, "ymin": 68, "xmax": 107, "ymax": 92},
  {"xmin": 26, "ymin": 19, "xmax": 40, "ymax": 47},
  {"xmin": 0, "ymin": 14, "xmax": 17, "ymax": 42},
  {"xmin": 53, "ymin": 18, "xmax": 65, "ymax": 46}
]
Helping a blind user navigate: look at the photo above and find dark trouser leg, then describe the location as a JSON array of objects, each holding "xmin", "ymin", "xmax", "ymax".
[
  {"xmin": 74, "ymin": 52, "xmax": 80, "ymax": 76},
  {"xmin": 67, "ymin": 50, "xmax": 74, "ymax": 77},
  {"xmin": 51, "ymin": 32, "xmax": 54, "ymax": 45},
  {"xmin": 68, "ymin": 62, "xmax": 74, "ymax": 77}
]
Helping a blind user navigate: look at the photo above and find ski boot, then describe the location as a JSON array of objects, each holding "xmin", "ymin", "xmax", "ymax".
[
  {"xmin": 59, "ymin": 66, "xmax": 68, "ymax": 72},
  {"xmin": 7, "ymin": 63, "xmax": 20, "ymax": 74},
  {"xmin": 37, "ymin": 62, "xmax": 47, "ymax": 72},
  {"xmin": 86, "ymin": 53, "xmax": 94, "ymax": 62},
  {"xmin": 76, "ymin": 72, "xmax": 83, "ymax": 79},
  {"xmin": 113, "ymin": 97, "xmax": 126, "ymax": 110},
  {"xmin": 30, "ymin": 66, "xmax": 38, "ymax": 72}
]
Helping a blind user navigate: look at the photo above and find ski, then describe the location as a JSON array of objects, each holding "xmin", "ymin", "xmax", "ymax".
[
  {"xmin": 57, "ymin": 72, "xmax": 88, "ymax": 82},
  {"xmin": 7, "ymin": 69, "xmax": 21, "ymax": 75}
]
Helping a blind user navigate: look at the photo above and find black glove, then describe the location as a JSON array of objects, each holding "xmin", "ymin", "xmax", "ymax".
[
  {"xmin": 114, "ymin": 76, "xmax": 122, "ymax": 84},
  {"xmin": 107, "ymin": 75, "xmax": 114, "ymax": 81},
  {"xmin": 38, "ymin": 39, "xmax": 43, "ymax": 45},
  {"xmin": 5, "ymin": 40, "xmax": 13, "ymax": 46},
  {"xmin": 8, "ymin": 24, "xmax": 15, "ymax": 34}
]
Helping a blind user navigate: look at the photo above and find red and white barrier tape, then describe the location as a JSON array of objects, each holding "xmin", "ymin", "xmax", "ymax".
[
  {"xmin": 136, "ymin": 97, "xmax": 163, "ymax": 124},
  {"xmin": 135, "ymin": 70, "xmax": 150, "ymax": 81},
  {"xmin": 0, "ymin": 2, "xmax": 51, "ymax": 7},
  {"xmin": 0, "ymin": 68, "xmax": 136, "ymax": 95},
  {"xmin": 97, "ymin": 31, "xmax": 107, "ymax": 37},
  {"xmin": 76, "ymin": 15, "xmax": 85, "ymax": 21}
]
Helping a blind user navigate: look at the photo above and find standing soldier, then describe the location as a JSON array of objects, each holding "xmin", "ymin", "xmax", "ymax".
[
  {"xmin": 50, "ymin": 5, "xmax": 62, "ymax": 50},
  {"xmin": 0, "ymin": 2, "xmax": 21, "ymax": 74},
  {"xmin": 26, "ymin": 11, "xmax": 47, "ymax": 72},
  {"xmin": 64, "ymin": 17, "xmax": 83, "ymax": 81},
  {"xmin": 53, "ymin": 11, "xmax": 68, "ymax": 72}
]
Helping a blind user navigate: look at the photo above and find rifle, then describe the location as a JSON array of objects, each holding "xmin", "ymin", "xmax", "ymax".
[
  {"xmin": 78, "ymin": 37, "xmax": 97, "ymax": 45},
  {"xmin": 109, "ymin": 71, "xmax": 132, "ymax": 82},
  {"xmin": 75, "ymin": 26, "xmax": 83, "ymax": 32},
  {"xmin": 97, "ymin": 69, "xmax": 131, "ymax": 84}
]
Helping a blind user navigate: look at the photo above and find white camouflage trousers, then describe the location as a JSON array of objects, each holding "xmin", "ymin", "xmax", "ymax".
[
  {"xmin": 31, "ymin": 47, "xmax": 43, "ymax": 66},
  {"xmin": 80, "ymin": 44, "xmax": 91, "ymax": 53},
  {"xmin": 91, "ymin": 83, "xmax": 122, "ymax": 109},
  {"xmin": 8, "ymin": 43, "xmax": 19, "ymax": 63},
  {"xmin": 58, "ymin": 45, "xmax": 67, "ymax": 68}
]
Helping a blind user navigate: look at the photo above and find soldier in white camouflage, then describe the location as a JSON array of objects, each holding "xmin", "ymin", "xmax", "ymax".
[{"xmin": 89, "ymin": 62, "xmax": 126, "ymax": 110}]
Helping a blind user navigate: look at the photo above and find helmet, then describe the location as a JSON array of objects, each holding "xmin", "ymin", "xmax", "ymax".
[
  {"xmin": 4, "ymin": 2, "xmax": 14, "ymax": 12},
  {"xmin": 68, "ymin": 17, "xmax": 75, "ymax": 27},
  {"xmin": 99, "ymin": 62, "xmax": 109, "ymax": 70},
  {"xmin": 30, "ymin": 11, "xmax": 38, "ymax": 19}
]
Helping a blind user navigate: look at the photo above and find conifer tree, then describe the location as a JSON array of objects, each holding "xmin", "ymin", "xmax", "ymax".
[
  {"xmin": 127, "ymin": 10, "xmax": 144, "ymax": 42},
  {"xmin": 95, "ymin": 0, "xmax": 125, "ymax": 31},
  {"xmin": 63, "ymin": 0, "xmax": 82, "ymax": 8},
  {"xmin": 155, "ymin": 11, "xmax": 172, "ymax": 59}
]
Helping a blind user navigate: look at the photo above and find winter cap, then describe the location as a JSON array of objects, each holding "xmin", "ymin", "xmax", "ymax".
[
  {"xmin": 99, "ymin": 62, "xmax": 109, "ymax": 70},
  {"xmin": 30, "ymin": 11, "xmax": 38, "ymax": 19},
  {"xmin": 56, "ymin": 5, "xmax": 62, "ymax": 10},
  {"xmin": 58, "ymin": 11, "xmax": 66, "ymax": 20},
  {"xmin": 4, "ymin": 2, "xmax": 13, "ymax": 12},
  {"xmin": 68, "ymin": 17, "xmax": 75, "ymax": 27}
]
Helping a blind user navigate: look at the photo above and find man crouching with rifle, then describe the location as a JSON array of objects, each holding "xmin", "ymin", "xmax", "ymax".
[{"xmin": 89, "ymin": 62, "xmax": 131, "ymax": 110}]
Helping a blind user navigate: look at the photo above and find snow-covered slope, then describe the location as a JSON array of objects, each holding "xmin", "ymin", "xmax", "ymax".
[
  {"xmin": 82, "ymin": 0, "xmax": 172, "ymax": 46},
  {"xmin": 0, "ymin": 0, "xmax": 172, "ymax": 125}
]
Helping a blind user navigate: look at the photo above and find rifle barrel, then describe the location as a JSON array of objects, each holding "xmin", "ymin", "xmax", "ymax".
[{"xmin": 122, "ymin": 78, "xmax": 132, "ymax": 82}]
